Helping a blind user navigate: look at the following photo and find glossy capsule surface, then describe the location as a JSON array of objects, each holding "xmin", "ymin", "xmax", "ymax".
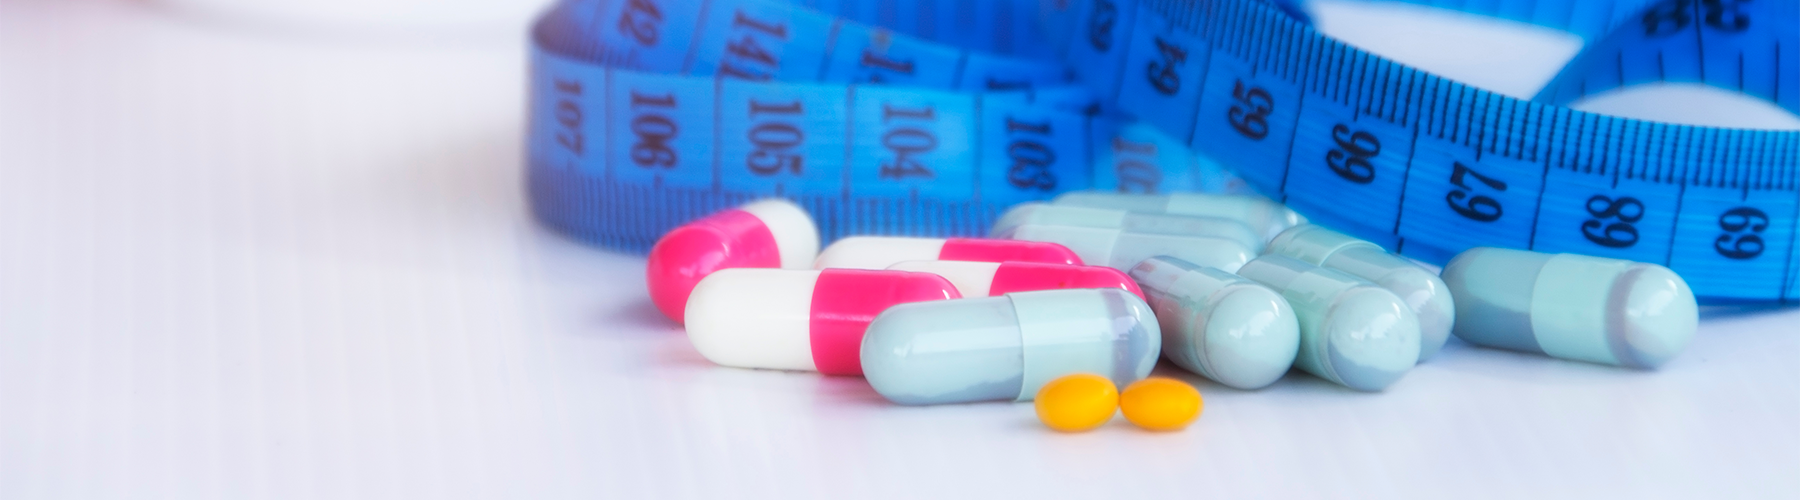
[
  {"xmin": 646, "ymin": 199, "xmax": 818, "ymax": 323},
  {"xmin": 1442, "ymin": 248, "xmax": 1697, "ymax": 369},
  {"xmin": 992, "ymin": 202, "xmax": 1264, "ymax": 252},
  {"xmin": 1266, "ymin": 225, "xmax": 1455, "ymax": 361},
  {"xmin": 1237, "ymin": 255, "xmax": 1420, "ymax": 391},
  {"xmin": 1052, "ymin": 192, "xmax": 1306, "ymax": 241},
  {"xmin": 1005, "ymin": 224, "xmax": 1253, "ymax": 273},
  {"xmin": 860, "ymin": 289, "xmax": 1160, "ymax": 405},
  {"xmin": 887, "ymin": 260, "xmax": 1144, "ymax": 300},
  {"xmin": 1130, "ymin": 257, "xmax": 1298, "ymax": 390},
  {"xmin": 813, "ymin": 236, "xmax": 1082, "ymax": 270},
  {"xmin": 686, "ymin": 268, "xmax": 959, "ymax": 375}
]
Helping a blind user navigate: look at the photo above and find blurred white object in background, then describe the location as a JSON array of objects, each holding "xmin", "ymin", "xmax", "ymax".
[{"xmin": 151, "ymin": 0, "xmax": 552, "ymax": 36}]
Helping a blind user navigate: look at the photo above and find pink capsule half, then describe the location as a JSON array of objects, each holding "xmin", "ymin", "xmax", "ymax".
[
  {"xmin": 685, "ymin": 268, "xmax": 960, "ymax": 376},
  {"xmin": 646, "ymin": 199, "xmax": 818, "ymax": 324},
  {"xmin": 887, "ymin": 260, "xmax": 1145, "ymax": 301},
  {"xmin": 812, "ymin": 236, "xmax": 1082, "ymax": 270}
]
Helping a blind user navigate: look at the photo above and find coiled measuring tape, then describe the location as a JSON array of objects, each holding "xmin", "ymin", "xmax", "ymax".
[{"xmin": 527, "ymin": 0, "xmax": 1800, "ymax": 303}]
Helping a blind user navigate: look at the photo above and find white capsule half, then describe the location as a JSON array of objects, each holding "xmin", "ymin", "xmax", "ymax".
[
  {"xmin": 1052, "ymin": 192, "xmax": 1306, "ymax": 241},
  {"xmin": 1237, "ymin": 255, "xmax": 1420, "ymax": 391},
  {"xmin": 992, "ymin": 202, "xmax": 1264, "ymax": 251},
  {"xmin": 1442, "ymin": 248, "xmax": 1696, "ymax": 369},
  {"xmin": 1005, "ymin": 224, "xmax": 1252, "ymax": 273},
  {"xmin": 1130, "ymin": 257, "xmax": 1299, "ymax": 389},
  {"xmin": 1265, "ymin": 224, "xmax": 1454, "ymax": 361}
]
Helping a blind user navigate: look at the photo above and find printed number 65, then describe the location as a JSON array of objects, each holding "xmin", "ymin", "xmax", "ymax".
[{"xmin": 1227, "ymin": 81, "xmax": 1273, "ymax": 140}]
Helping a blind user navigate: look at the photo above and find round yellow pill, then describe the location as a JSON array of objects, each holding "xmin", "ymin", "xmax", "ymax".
[
  {"xmin": 1034, "ymin": 373, "xmax": 1119, "ymax": 432},
  {"xmin": 1119, "ymin": 377, "xmax": 1203, "ymax": 431}
]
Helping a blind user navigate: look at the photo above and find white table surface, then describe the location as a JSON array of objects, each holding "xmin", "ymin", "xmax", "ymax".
[{"xmin": 2, "ymin": 1, "xmax": 1796, "ymax": 498}]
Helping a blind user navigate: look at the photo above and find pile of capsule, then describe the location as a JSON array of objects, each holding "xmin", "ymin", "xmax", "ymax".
[{"xmin": 645, "ymin": 192, "xmax": 1700, "ymax": 430}]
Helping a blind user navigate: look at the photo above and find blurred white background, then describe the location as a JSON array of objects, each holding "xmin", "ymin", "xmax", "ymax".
[{"xmin": 0, "ymin": 0, "xmax": 1795, "ymax": 498}]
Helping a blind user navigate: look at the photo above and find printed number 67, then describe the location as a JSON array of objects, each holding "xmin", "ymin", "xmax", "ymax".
[{"xmin": 1445, "ymin": 161, "xmax": 1506, "ymax": 222}]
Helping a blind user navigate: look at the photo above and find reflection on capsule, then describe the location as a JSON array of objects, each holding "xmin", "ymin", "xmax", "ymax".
[
  {"xmin": 1237, "ymin": 255, "xmax": 1420, "ymax": 391},
  {"xmin": 1130, "ymin": 257, "xmax": 1299, "ymax": 390},
  {"xmin": 1004, "ymin": 224, "xmax": 1253, "ymax": 273},
  {"xmin": 992, "ymin": 202, "xmax": 1265, "ymax": 252},
  {"xmin": 686, "ymin": 268, "xmax": 960, "ymax": 376},
  {"xmin": 1265, "ymin": 225, "xmax": 1455, "ymax": 361},
  {"xmin": 1442, "ymin": 248, "xmax": 1697, "ymax": 369},
  {"xmin": 860, "ymin": 288, "xmax": 1160, "ymax": 405},
  {"xmin": 1051, "ymin": 192, "xmax": 1306, "ymax": 241},
  {"xmin": 646, "ymin": 199, "xmax": 819, "ymax": 324},
  {"xmin": 886, "ymin": 260, "xmax": 1144, "ymax": 300},
  {"xmin": 813, "ymin": 236, "xmax": 1082, "ymax": 270}
]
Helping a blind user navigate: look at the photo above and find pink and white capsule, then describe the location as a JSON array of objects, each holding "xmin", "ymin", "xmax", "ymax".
[
  {"xmin": 812, "ymin": 236, "xmax": 1082, "ymax": 270},
  {"xmin": 887, "ymin": 260, "xmax": 1145, "ymax": 300},
  {"xmin": 646, "ymin": 199, "xmax": 819, "ymax": 324},
  {"xmin": 685, "ymin": 268, "xmax": 960, "ymax": 376}
]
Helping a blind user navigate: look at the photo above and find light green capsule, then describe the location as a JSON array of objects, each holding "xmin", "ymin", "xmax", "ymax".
[
  {"xmin": 1051, "ymin": 192, "xmax": 1305, "ymax": 241},
  {"xmin": 1442, "ymin": 248, "xmax": 1696, "ymax": 369},
  {"xmin": 1130, "ymin": 257, "xmax": 1298, "ymax": 390},
  {"xmin": 992, "ymin": 202, "xmax": 1264, "ymax": 252},
  {"xmin": 1237, "ymin": 255, "xmax": 1420, "ymax": 391},
  {"xmin": 1265, "ymin": 224, "xmax": 1454, "ymax": 361}
]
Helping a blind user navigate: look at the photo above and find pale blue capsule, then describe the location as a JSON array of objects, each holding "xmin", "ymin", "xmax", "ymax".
[
  {"xmin": 1130, "ymin": 257, "xmax": 1299, "ymax": 390},
  {"xmin": 860, "ymin": 289, "xmax": 1160, "ymax": 405},
  {"xmin": 992, "ymin": 202, "xmax": 1264, "ymax": 252},
  {"xmin": 1237, "ymin": 255, "xmax": 1420, "ymax": 391},
  {"xmin": 1265, "ymin": 225, "xmax": 1454, "ymax": 361},
  {"xmin": 1442, "ymin": 248, "xmax": 1696, "ymax": 369}
]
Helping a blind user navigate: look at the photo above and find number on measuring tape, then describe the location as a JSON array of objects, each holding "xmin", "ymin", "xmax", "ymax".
[
  {"xmin": 690, "ymin": 3, "xmax": 832, "ymax": 81},
  {"xmin": 1109, "ymin": 136, "xmax": 1163, "ymax": 193},
  {"xmin": 1191, "ymin": 55, "xmax": 1301, "ymax": 192},
  {"xmin": 822, "ymin": 23, "xmax": 962, "ymax": 88},
  {"xmin": 1533, "ymin": 172, "xmax": 1680, "ymax": 263},
  {"xmin": 1398, "ymin": 139, "xmax": 1544, "ymax": 262},
  {"xmin": 1667, "ymin": 187, "xmax": 1798, "ymax": 301},
  {"xmin": 553, "ymin": 78, "xmax": 586, "ymax": 162},
  {"xmin": 1641, "ymin": 0, "xmax": 1752, "ymax": 37},
  {"xmin": 1115, "ymin": 10, "xmax": 1211, "ymax": 140},
  {"xmin": 850, "ymin": 87, "xmax": 976, "ymax": 198},
  {"xmin": 1715, "ymin": 207, "xmax": 1770, "ymax": 259},
  {"xmin": 718, "ymin": 81, "xmax": 845, "ymax": 193},
  {"xmin": 616, "ymin": 0, "xmax": 664, "ymax": 47},
  {"xmin": 1092, "ymin": 121, "xmax": 1228, "ymax": 195},
  {"xmin": 977, "ymin": 93, "xmax": 1092, "ymax": 205},
  {"xmin": 1065, "ymin": 0, "xmax": 1138, "ymax": 99},
  {"xmin": 607, "ymin": 71, "xmax": 714, "ymax": 189},
  {"xmin": 1283, "ymin": 97, "xmax": 1411, "ymax": 248}
]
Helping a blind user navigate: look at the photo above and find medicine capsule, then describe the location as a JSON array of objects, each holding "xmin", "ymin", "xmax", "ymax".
[
  {"xmin": 1005, "ymin": 224, "xmax": 1253, "ymax": 273},
  {"xmin": 992, "ymin": 202, "xmax": 1264, "ymax": 252},
  {"xmin": 1052, "ymin": 192, "xmax": 1306, "ymax": 241},
  {"xmin": 1129, "ymin": 257, "xmax": 1299, "ymax": 390},
  {"xmin": 1237, "ymin": 255, "xmax": 1420, "ymax": 391},
  {"xmin": 1441, "ymin": 248, "xmax": 1697, "ymax": 369},
  {"xmin": 886, "ymin": 260, "xmax": 1144, "ymax": 300},
  {"xmin": 813, "ymin": 236, "xmax": 1082, "ymax": 270},
  {"xmin": 686, "ymin": 268, "xmax": 960, "ymax": 375},
  {"xmin": 646, "ymin": 199, "xmax": 819, "ymax": 324},
  {"xmin": 1265, "ymin": 225, "xmax": 1455, "ymax": 361},
  {"xmin": 860, "ymin": 288, "xmax": 1160, "ymax": 405}
]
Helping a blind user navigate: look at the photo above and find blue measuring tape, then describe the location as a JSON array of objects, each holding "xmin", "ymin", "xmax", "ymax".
[{"xmin": 526, "ymin": 0, "xmax": 1800, "ymax": 303}]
